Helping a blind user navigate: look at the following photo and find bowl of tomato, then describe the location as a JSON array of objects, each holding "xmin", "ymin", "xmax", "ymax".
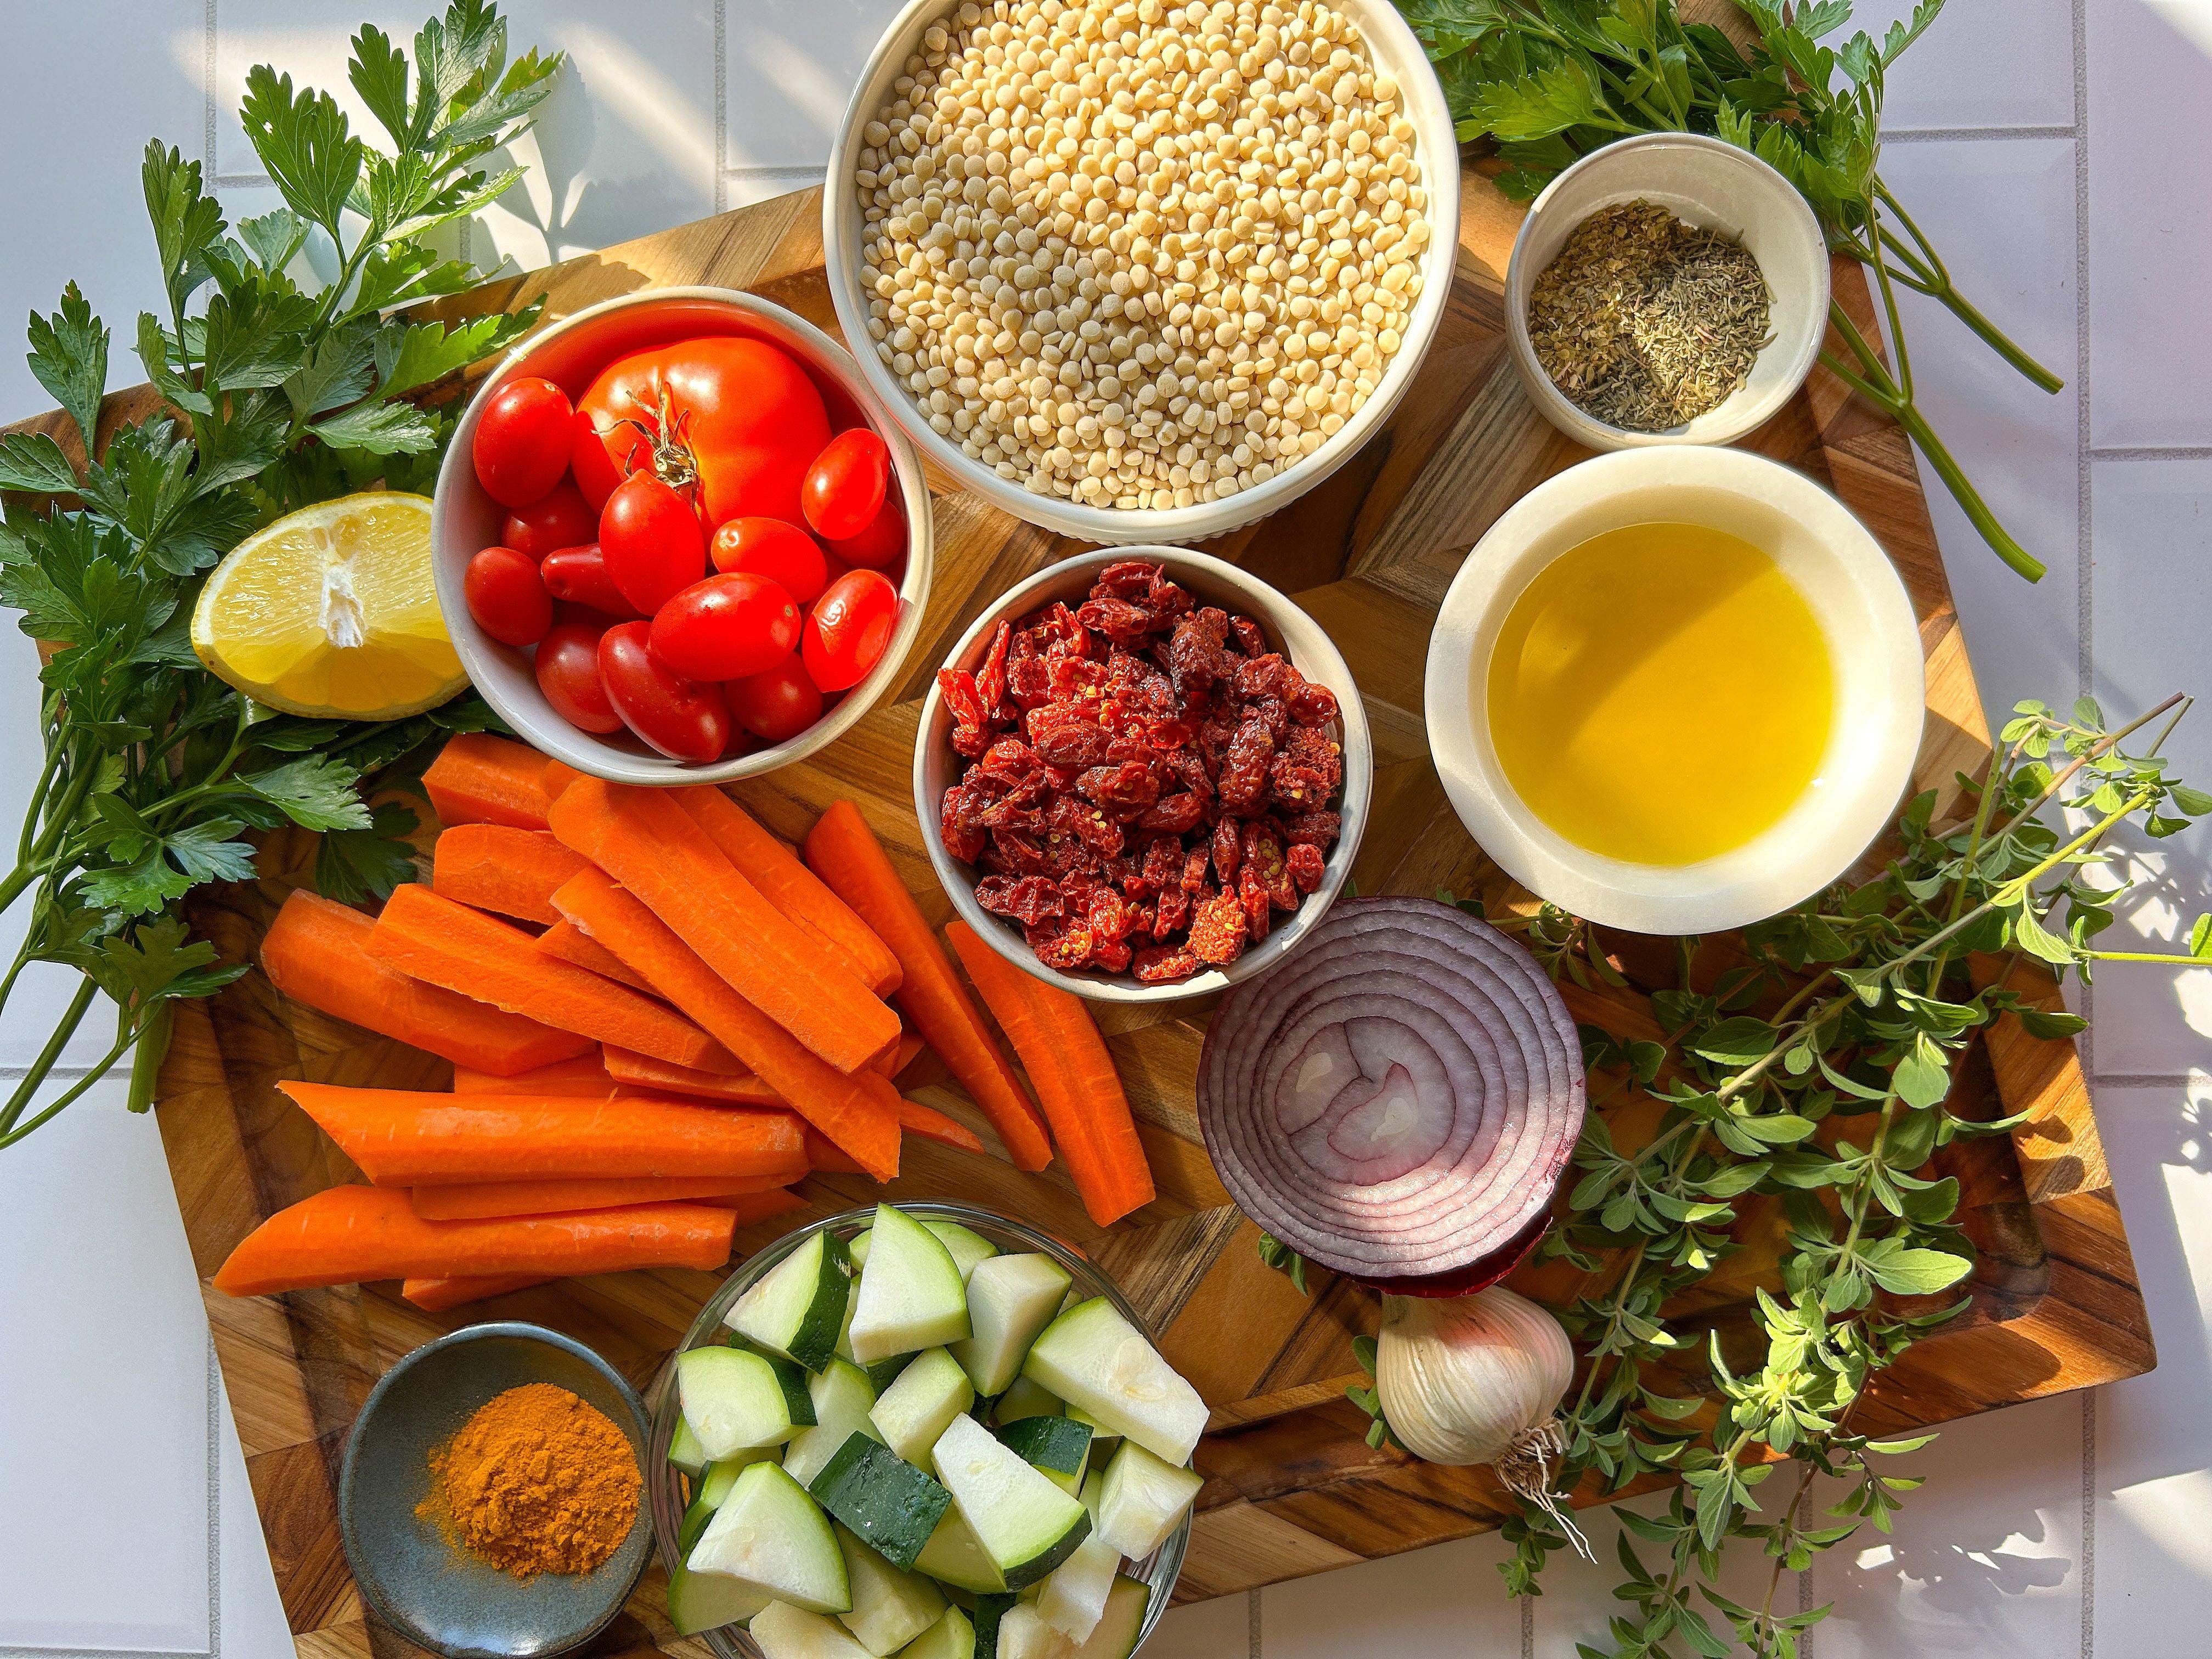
[{"xmin": 432, "ymin": 287, "xmax": 933, "ymax": 783}]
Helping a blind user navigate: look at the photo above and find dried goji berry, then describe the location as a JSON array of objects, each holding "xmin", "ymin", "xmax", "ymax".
[
  {"xmin": 975, "ymin": 619, "xmax": 1012, "ymax": 714},
  {"xmin": 1211, "ymin": 816, "xmax": 1242, "ymax": 884},
  {"xmin": 1287, "ymin": 841, "xmax": 1327, "ymax": 893},
  {"xmin": 976, "ymin": 874, "xmax": 1064, "ymax": 924},
  {"xmin": 1188, "ymin": 890, "xmax": 1248, "ymax": 964}
]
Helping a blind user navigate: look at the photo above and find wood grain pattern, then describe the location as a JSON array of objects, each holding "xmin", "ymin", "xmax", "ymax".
[{"xmin": 8, "ymin": 159, "xmax": 2141, "ymax": 1649}]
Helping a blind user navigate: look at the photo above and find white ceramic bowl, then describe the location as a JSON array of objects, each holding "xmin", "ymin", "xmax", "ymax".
[
  {"xmin": 1504, "ymin": 132, "xmax": 1831, "ymax": 451},
  {"xmin": 917, "ymin": 547, "xmax": 1372, "ymax": 1004},
  {"xmin": 822, "ymin": 0, "xmax": 1461, "ymax": 544},
  {"xmin": 1424, "ymin": 447, "xmax": 1923, "ymax": 935},
  {"xmin": 431, "ymin": 288, "xmax": 934, "ymax": 786}
]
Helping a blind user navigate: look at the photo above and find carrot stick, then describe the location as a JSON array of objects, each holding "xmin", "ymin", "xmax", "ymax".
[
  {"xmin": 551, "ymin": 868, "xmax": 903, "ymax": 1181},
  {"xmin": 261, "ymin": 890, "xmax": 592, "ymax": 1076},
  {"xmin": 213, "ymin": 1186, "xmax": 736, "ymax": 1296},
  {"xmin": 889, "ymin": 1031, "xmax": 927, "ymax": 1076},
  {"xmin": 803, "ymin": 803, "xmax": 1052, "ymax": 1170},
  {"xmin": 537, "ymin": 917, "xmax": 658, "ymax": 992},
  {"xmin": 402, "ymin": 1274, "xmax": 549, "ymax": 1311},
  {"xmin": 422, "ymin": 733, "xmax": 556, "ymax": 831},
  {"xmin": 410, "ymin": 1172, "xmax": 794, "ymax": 1220},
  {"xmin": 676, "ymin": 787, "xmax": 903, "ymax": 996},
  {"xmin": 453, "ymin": 1052, "xmax": 616, "ymax": 1097},
  {"xmin": 431, "ymin": 825, "xmax": 590, "ymax": 925},
  {"xmin": 548, "ymin": 778, "xmax": 898, "ymax": 1075},
  {"xmin": 898, "ymin": 1097, "xmax": 987, "ymax": 1155},
  {"xmin": 542, "ymin": 759, "xmax": 585, "ymax": 800},
  {"xmin": 603, "ymin": 1047, "xmax": 785, "ymax": 1106},
  {"xmin": 946, "ymin": 920, "xmax": 1154, "ymax": 1226},
  {"xmin": 279, "ymin": 1081, "xmax": 808, "ymax": 1184},
  {"xmin": 805, "ymin": 1128, "xmax": 867, "ymax": 1175},
  {"xmin": 694, "ymin": 1189, "xmax": 808, "ymax": 1225},
  {"xmin": 366, "ymin": 883, "xmax": 734, "ymax": 1072}
]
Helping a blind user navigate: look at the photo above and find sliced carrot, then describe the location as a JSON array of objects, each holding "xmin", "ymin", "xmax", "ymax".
[
  {"xmin": 410, "ymin": 1172, "xmax": 794, "ymax": 1221},
  {"xmin": 803, "ymin": 803, "xmax": 1052, "ymax": 1170},
  {"xmin": 696, "ymin": 1189, "xmax": 808, "ymax": 1226},
  {"xmin": 537, "ymin": 917, "xmax": 658, "ymax": 992},
  {"xmin": 422, "ymin": 733, "xmax": 555, "ymax": 831},
  {"xmin": 212, "ymin": 1186, "xmax": 735, "ymax": 1296},
  {"xmin": 676, "ymin": 787, "xmax": 903, "ymax": 996},
  {"xmin": 889, "ymin": 1030, "xmax": 928, "ymax": 1076},
  {"xmin": 402, "ymin": 1274, "xmax": 548, "ymax": 1311},
  {"xmin": 280, "ymin": 1080, "xmax": 808, "ymax": 1184},
  {"xmin": 261, "ymin": 890, "xmax": 592, "ymax": 1076},
  {"xmin": 542, "ymin": 759, "xmax": 585, "ymax": 800},
  {"xmin": 603, "ymin": 1047, "xmax": 785, "ymax": 1105},
  {"xmin": 898, "ymin": 1097, "xmax": 987, "ymax": 1155},
  {"xmin": 946, "ymin": 919, "xmax": 1154, "ymax": 1226},
  {"xmin": 452, "ymin": 1052, "xmax": 616, "ymax": 1097},
  {"xmin": 366, "ymin": 883, "xmax": 733, "ymax": 1072},
  {"xmin": 548, "ymin": 778, "xmax": 898, "ymax": 1075},
  {"xmin": 552, "ymin": 868, "xmax": 903, "ymax": 1181},
  {"xmin": 805, "ymin": 1127, "xmax": 868, "ymax": 1175},
  {"xmin": 431, "ymin": 825, "xmax": 590, "ymax": 925}
]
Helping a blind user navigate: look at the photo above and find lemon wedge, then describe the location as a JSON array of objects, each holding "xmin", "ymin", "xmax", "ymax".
[{"xmin": 191, "ymin": 491, "xmax": 467, "ymax": 720}]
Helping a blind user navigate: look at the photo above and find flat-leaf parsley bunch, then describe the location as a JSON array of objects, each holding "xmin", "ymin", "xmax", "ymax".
[
  {"xmin": 1395, "ymin": 0, "xmax": 2061, "ymax": 583},
  {"xmin": 0, "ymin": 1, "xmax": 560, "ymax": 1147}
]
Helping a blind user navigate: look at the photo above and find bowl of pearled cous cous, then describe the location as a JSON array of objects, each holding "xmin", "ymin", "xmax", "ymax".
[
  {"xmin": 338, "ymin": 1322, "xmax": 653, "ymax": 1659},
  {"xmin": 917, "ymin": 546, "xmax": 1371, "ymax": 1003}
]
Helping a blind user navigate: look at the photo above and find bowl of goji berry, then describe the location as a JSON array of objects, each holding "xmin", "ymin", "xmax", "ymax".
[{"xmin": 919, "ymin": 547, "xmax": 1372, "ymax": 1002}]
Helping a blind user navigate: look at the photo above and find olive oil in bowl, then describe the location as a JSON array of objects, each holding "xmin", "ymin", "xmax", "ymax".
[{"xmin": 1485, "ymin": 522, "xmax": 1833, "ymax": 866}]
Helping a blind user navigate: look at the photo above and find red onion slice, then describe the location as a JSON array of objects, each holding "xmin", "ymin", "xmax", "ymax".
[{"xmin": 1198, "ymin": 896, "xmax": 1584, "ymax": 1281}]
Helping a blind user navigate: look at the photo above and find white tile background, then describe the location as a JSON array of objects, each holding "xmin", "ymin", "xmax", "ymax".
[{"xmin": 2, "ymin": 2, "xmax": 2210, "ymax": 1655}]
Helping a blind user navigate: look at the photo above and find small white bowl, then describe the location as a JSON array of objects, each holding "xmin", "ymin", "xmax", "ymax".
[
  {"xmin": 916, "ymin": 547, "xmax": 1372, "ymax": 1005},
  {"xmin": 1505, "ymin": 132, "xmax": 1830, "ymax": 451},
  {"xmin": 821, "ymin": 0, "xmax": 1460, "ymax": 545},
  {"xmin": 431, "ymin": 288, "xmax": 934, "ymax": 786},
  {"xmin": 1424, "ymin": 447, "xmax": 1923, "ymax": 935}
]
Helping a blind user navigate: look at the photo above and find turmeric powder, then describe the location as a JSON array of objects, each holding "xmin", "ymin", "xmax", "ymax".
[{"xmin": 419, "ymin": 1382, "xmax": 640, "ymax": 1578}]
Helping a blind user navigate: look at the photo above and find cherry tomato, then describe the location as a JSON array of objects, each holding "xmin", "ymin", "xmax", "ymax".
[
  {"xmin": 802, "ymin": 569, "xmax": 899, "ymax": 692},
  {"xmin": 577, "ymin": 337, "xmax": 830, "ymax": 527},
  {"xmin": 726, "ymin": 654, "xmax": 826, "ymax": 744},
  {"xmin": 709, "ymin": 516, "xmax": 830, "ymax": 605},
  {"xmin": 600, "ymin": 471, "xmax": 706, "ymax": 614},
  {"xmin": 500, "ymin": 479, "xmax": 596, "ymax": 557},
  {"xmin": 534, "ymin": 613, "xmax": 623, "ymax": 733},
  {"xmin": 650, "ymin": 573, "xmax": 800, "ymax": 682},
  {"xmin": 597, "ymin": 620, "xmax": 732, "ymax": 762},
  {"xmin": 463, "ymin": 546, "xmax": 553, "ymax": 646},
  {"xmin": 539, "ymin": 543, "xmax": 640, "ymax": 618},
  {"xmin": 801, "ymin": 428, "xmax": 891, "ymax": 541},
  {"xmin": 571, "ymin": 407, "xmax": 621, "ymax": 509},
  {"xmin": 472, "ymin": 376, "xmax": 574, "ymax": 507},
  {"xmin": 825, "ymin": 496, "xmax": 906, "ymax": 572}
]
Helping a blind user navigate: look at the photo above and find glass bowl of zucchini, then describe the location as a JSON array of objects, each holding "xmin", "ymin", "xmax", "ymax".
[{"xmin": 648, "ymin": 1201, "xmax": 1201, "ymax": 1658}]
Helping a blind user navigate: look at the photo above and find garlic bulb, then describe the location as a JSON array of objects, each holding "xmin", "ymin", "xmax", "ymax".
[{"xmin": 1374, "ymin": 1286, "xmax": 1588, "ymax": 1553}]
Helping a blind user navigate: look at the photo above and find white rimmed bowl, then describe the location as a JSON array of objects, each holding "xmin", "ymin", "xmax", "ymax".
[
  {"xmin": 431, "ymin": 288, "xmax": 934, "ymax": 786},
  {"xmin": 821, "ymin": 0, "xmax": 1460, "ymax": 544},
  {"xmin": 917, "ymin": 547, "xmax": 1372, "ymax": 1005},
  {"xmin": 1505, "ymin": 132, "xmax": 1830, "ymax": 450},
  {"xmin": 1424, "ymin": 447, "xmax": 1923, "ymax": 935}
]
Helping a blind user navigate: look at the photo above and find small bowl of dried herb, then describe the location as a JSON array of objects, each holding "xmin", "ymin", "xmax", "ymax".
[{"xmin": 1504, "ymin": 132, "xmax": 1829, "ymax": 450}]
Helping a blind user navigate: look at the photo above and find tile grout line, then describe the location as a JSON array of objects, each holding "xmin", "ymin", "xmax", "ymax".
[
  {"xmin": 1887, "ymin": 123, "xmax": 2079, "ymax": 142},
  {"xmin": 2070, "ymin": 3, "xmax": 2096, "ymax": 1656},
  {"xmin": 204, "ymin": 0, "xmax": 217, "ymax": 172},
  {"xmin": 2091, "ymin": 1072, "xmax": 2210, "ymax": 1087},
  {"xmin": 713, "ymin": 0, "xmax": 726, "ymax": 213},
  {"xmin": 2087, "ymin": 445, "xmax": 2212, "ymax": 461},
  {"xmin": 1247, "ymin": 1588, "xmax": 1262, "ymax": 1658},
  {"xmin": 1520, "ymin": 1586, "xmax": 1533, "ymax": 1659},
  {"xmin": 205, "ymin": 1334, "xmax": 220, "ymax": 1659}
]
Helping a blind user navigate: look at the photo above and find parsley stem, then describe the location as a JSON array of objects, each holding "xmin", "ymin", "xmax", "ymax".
[
  {"xmin": 0, "ymin": 975, "xmax": 99, "ymax": 1137},
  {"xmin": 0, "ymin": 1016, "xmax": 136, "ymax": 1149}
]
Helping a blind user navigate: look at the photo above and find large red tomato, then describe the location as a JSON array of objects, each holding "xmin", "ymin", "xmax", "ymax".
[{"xmin": 575, "ymin": 337, "xmax": 831, "ymax": 528}]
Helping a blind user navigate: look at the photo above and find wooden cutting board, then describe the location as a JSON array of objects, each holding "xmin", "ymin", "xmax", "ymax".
[{"xmin": 44, "ymin": 164, "xmax": 2137, "ymax": 1657}]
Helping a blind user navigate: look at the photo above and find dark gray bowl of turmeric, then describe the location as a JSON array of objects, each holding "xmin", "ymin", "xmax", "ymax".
[{"xmin": 339, "ymin": 1322, "xmax": 652, "ymax": 1659}]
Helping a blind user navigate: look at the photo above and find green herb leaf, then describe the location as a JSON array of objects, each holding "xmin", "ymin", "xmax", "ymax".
[
  {"xmin": 314, "ymin": 800, "xmax": 424, "ymax": 902},
  {"xmin": 242, "ymin": 755, "xmax": 375, "ymax": 832}
]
